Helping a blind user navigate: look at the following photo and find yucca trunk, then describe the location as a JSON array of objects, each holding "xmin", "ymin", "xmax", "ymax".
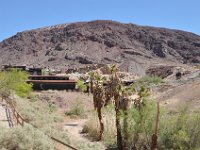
[
  {"xmin": 97, "ymin": 107, "xmax": 104, "ymax": 141},
  {"xmin": 93, "ymin": 83, "xmax": 105, "ymax": 141},
  {"xmin": 123, "ymin": 99, "xmax": 129, "ymax": 150},
  {"xmin": 90, "ymin": 80, "xmax": 94, "ymax": 93},
  {"xmin": 115, "ymin": 95, "xmax": 123, "ymax": 150}
]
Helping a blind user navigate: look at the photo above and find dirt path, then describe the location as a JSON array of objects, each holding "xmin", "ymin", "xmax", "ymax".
[
  {"xmin": 63, "ymin": 118, "xmax": 106, "ymax": 149},
  {"xmin": 0, "ymin": 102, "xmax": 11, "ymax": 128},
  {"xmin": 63, "ymin": 119, "xmax": 88, "ymax": 142}
]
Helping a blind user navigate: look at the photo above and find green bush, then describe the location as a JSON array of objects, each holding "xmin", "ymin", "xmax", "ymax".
[
  {"xmin": 135, "ymin": 76, "xmax": 164, "ymax": 87},
  {"xmin": 76, "ymin": 80, "xmax": 87, "ymax": 92},
  {"xmin": 0, "ymin": 125, "xmax": 54, "ymax": 150},
  {"xmin": 0, "ymin": 69, "xmax": 32, "ymax": 98},
  {"xmin": 83, "ymin": 100, "xmax": 157, "ymax": 148},
  {"xmin": 159, "ymin": 108, "xmax": 200, "ymax": 150},
  {"xmin": 84, "ymin": 98, "xmax": 200, "ymax": 149},
  {"xmin": 122, "ymin": 100, "xmax": 157, "ymax": 149}
]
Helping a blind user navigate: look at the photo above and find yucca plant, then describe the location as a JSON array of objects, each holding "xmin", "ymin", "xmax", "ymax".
[{"xmin": 90, "ymin": 71, "xmax": 106, "ymax": 140}]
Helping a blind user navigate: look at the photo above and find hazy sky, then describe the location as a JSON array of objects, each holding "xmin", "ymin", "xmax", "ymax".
[{"xmin": 0, "ymin": 0, "xmax": 199, "ymax": 41}]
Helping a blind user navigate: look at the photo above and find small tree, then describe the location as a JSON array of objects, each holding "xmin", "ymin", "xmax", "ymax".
[
  {"xmin": 0, "ymin": 69, "xmax": 32, "ymax": 100},
  {"xmin": 90, "ymin": 71, "xmax": 106, "ymax": 140},
  {"xmin": 89, "ymin": 65, "xmax": 157, "ymax": 150},
  {"xmin": 108, "ymin": 64, "xmax": 124, "ymax": 150}
]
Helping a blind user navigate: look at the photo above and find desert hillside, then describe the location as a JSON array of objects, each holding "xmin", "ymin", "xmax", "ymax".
[{"xmin": 1, "ymin": 20, "xmax": 200, "ymax": 74}]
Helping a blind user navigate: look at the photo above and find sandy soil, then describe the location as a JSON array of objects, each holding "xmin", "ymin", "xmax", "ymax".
[
  {"xmin": 153, "ymin": 70, "xmax": 200, "ymax": 112},
  {"xmin": 63, "ymin": 119, "xmax": 88, "ymax": 142},
  {"xmin": 0, "ymin": 102, "xmax": 10, "ymax": 128}
]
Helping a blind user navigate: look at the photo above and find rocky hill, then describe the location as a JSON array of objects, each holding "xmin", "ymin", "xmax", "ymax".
[{"xmin": 1, "ymin": 20, "xmax": 200, "ymax": 74}]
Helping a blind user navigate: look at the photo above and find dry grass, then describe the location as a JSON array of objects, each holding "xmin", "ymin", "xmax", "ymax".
[
  {"xmin": 83, "ymin": 104, "xmax": 117, "ymax": 148},
  {"xmin": 13, "ymin": 91, "xmax": 105, "ymax": 150}
]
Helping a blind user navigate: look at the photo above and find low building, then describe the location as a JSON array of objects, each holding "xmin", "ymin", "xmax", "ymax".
[
  {"xmin": 2, "ymin": 65, "xmax": 27, "ymax": 71},
  {"xmin": 27, "ymin": 75, "xmax": 76, "ymax": 90}
]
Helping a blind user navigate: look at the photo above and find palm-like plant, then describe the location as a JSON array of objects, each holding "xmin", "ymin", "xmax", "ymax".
[
  {"xmin": 90, "ymin": 71, "xmax": 106, "ymax": 140},
  {"xmin": 108, "ymin": 64, "xmax": 124, "ymax": 149},
  {"xmin": 89, "ymin": 65, "xmax": 153, "ymax": 149},
  {"xmin": 88, "ymin": 71, "xmax": 95, "ymax": 93}
]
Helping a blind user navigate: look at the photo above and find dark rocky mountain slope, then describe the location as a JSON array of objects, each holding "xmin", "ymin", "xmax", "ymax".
[{"xmin": 1, "ymin": 20, "xmax": 200, "ymax": 74}]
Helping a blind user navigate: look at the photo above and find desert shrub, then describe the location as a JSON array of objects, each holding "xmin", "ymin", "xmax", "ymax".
[
  {"xmin": 0, "ymin": 69, "xmax": 32, "ymax": 98},
  {"xmin": 159, "ymin": 108, "xmax": 200, "ymax": 150},
  {"xmin": 42, "ymin": 126, "xmax": 70, "ymax": 144},
  {"xmin": 65, "ymin": 98, "xmax": 86, "ymax": 117},
  {"xmin": 76, "ymin": 80, "xmax": 87, "ymax": 92},
  {"xmin": 135, "ymin": 76, "xmax": 163, "ymax": 87},
  {"xmin": 14, "ymin": 94, "xmax": 63, "ymax": 130},
  {"xmin": 83, "ymin": 100, "xmax": 159, "ymax": 149},
  {"xmin": 17, "ymin": 100, "xmax": 52, "ymax": 126},
  {"xmin": 122, "ymin": 100, "xmax": 158, "ymax": 149},
  {"xmin": 12, "ymin": 95, "xmax": 73, "ymax": 147},
  {"xmin": 0, "ymin": 125, "xmax": 54, "ymax": 150},
  {"xmin": 104, "ymin": 102, "xmax": 200, "ymax": 150},
  {"xmin": 82, "ymin": 113, "xmax": 100, "ymax": 140},
  {"xmin": 5, "ymin": 93, "xmax": 104, "ymax": 150},
  {"xmin": 73, "ymin": 140, "xmax": 105, "ymax": 150},
  {"xmin": 48, "ymin": 101, "xmax": 58, "ymax": 112},
  {"xmin": 28, "ymin": 93, "xmax": 40, "ymax": 102},
  {"xmin": 53, "ymin": 114, "xmax": 64, "ymax": 122}
]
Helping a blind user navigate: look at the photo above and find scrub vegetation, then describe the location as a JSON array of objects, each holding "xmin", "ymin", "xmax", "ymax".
[{"xmin": 1, "ymin": 68, "xmax": 200, "ymax": 150}]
